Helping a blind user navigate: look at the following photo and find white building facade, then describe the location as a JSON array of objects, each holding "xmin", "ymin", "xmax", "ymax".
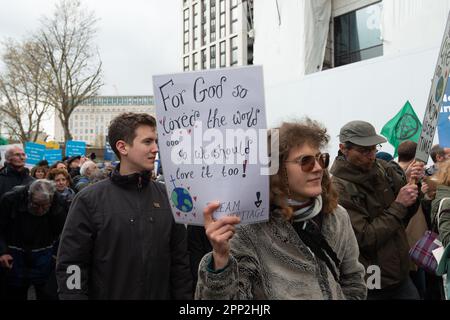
[
  {"xmin": 253, "ymin": 0, "xmax": 450, "ymax": 159},
  {"xmin": 54, "ymin": 96, "xmax": 155, "ymax": 146},
  {"xmin": 182, "ymin": 0, "xmax": 254, "ymax": 71}
]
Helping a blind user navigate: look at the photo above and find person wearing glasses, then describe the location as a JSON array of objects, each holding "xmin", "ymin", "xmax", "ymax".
[
  {"xmin": 330, "ymin": 120, "xmax": 424, "ymax": 300},
  {"xmin": 195, "ymin": 119, "xmax": 367, "ymax": 300},
  {"xmin": 0, "ymin": 146, "xmax": 34, "ymax": 200},
  {"xmin": 0, "ymin": 179, "xmax": 66, "ymax": 300}
]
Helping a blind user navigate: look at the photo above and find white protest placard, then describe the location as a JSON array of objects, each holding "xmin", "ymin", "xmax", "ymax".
[
  {"xmin": 416, "ymin": 12, "xmax": 450, "ymax": 162},
  {"xmin": 153, "ymin": 66, "xmax": 270, "ymax": 225}
]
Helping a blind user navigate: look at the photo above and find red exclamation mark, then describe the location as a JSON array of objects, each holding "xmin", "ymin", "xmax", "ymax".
[{"xmin": 242, "ymin": 160, "xmax": 248, "ymax": 177}]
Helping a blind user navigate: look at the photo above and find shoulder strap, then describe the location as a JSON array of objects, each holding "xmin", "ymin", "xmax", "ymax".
[
  {"xmin": 376, "ymin": 161, "xmax": 397, "ymax": 193},
  {"xmin": 437, "ymin": 197, "xmax": 450, "ymax": 227}
]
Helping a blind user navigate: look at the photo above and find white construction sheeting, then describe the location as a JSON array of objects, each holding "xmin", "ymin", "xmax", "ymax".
[
  {"xmin": 254, "ymin": 0, "xmax": 450, "ymax": 162},
  {"xmin": 304, "ymin": 0, "xmax": 332, "ymax": 74},
  {"xmin": 253, "ymin": 0, "xmax": 331, "ymax": 88},
  {"xmin": 265, "ymin": 47, "xmax": 440, "ymax": 163},
  {"xmin": 382, "ymin": 0, "xmax": 450, "ymax": 56}
]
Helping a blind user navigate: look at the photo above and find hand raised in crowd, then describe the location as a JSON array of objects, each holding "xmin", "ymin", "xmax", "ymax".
[
  {"xmin": 421, "ymin": 177, "xmax": 437, "ymax": 200},
  {"xmin": 421, "ymin": 181, "xmax": 429, "ymax": 195},
  {"xmin": 0, "ymin": 254, "xmax": 13, "ymax": 269},
  {"xmin": 405, "ymin": 160, "xmax": 425, "ymax": 182},
  {"xmin": 395, "ymin": 183, "xmax": 419, "ymax": 208},
  {"xmin": 204, "ymin": 201, "xmax": 241, "ymax": 270}
]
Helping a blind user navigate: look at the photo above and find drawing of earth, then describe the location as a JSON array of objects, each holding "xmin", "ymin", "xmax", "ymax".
[{"xmin": 171, "ymin": 187, "xmax": 194, "ymax": 212}]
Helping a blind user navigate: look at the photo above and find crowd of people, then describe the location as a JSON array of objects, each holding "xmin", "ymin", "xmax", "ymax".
[{"xmin": 0, "ymin": 112, "xmax": 449, "ymax": 300}]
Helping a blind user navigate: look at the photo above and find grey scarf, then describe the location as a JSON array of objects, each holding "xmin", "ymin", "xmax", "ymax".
[{"xmin": 287, "ymin": 195, "xmax": 323, "ymax": 222}]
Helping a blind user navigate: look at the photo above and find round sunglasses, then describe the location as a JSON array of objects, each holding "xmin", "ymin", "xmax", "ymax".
[{"xmin": 285, "ymin": 153, "xmax": 330, "ymax": 172}]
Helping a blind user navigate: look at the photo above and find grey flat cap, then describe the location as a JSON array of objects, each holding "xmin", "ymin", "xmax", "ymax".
[{"xmin": 339, "ymin": 120, "xmax": 387, "ymax": 146}]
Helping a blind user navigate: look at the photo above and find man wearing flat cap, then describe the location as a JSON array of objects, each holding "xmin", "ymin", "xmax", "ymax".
[{"xmin": 330, "ymin": 120, "xmax": 424, "ymax": 300}]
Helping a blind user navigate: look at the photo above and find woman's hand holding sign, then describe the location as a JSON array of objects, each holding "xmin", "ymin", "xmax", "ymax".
[{"xmin": 203, "ymin": 201, "xmax": 241, "ymax": 270}]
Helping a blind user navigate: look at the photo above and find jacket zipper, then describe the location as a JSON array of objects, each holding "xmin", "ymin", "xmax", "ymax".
[
  {"xmin": 136, "ymin": 174, "xmax": 147, "ymax": 293},
  {"xmin": 138, "ymin": 176, "xmax": 142, "ymax": 191}
]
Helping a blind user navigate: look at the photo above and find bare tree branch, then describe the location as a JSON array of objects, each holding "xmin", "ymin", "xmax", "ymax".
[
  {"xmin": 0, "ymin": 39, "xmax": 51, "ymax": 144},
  {"xmin": 34, "ymin": 0, "xmax": 103, "ymax": 142}
]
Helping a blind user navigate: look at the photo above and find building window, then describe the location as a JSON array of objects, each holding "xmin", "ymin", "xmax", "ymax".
[
  {"xmin": 193, "ymin": 52, "xmax": 198, "ymax": 70},
  {"xmin": 183, "ymin": 8, "xmax": 190, "ymax": 54},
  {"xmin": 201, "ymin": 0, "xmax": 207, "ymax": 46},
  {"xmin": 230, "ymin": 0, "xmax": 238, "ymax": 34},
  {"xmin": 334, "ymin": 2, "xmax": 383, "ymax": 67},
  {"xmin": 230, "ymin": 36, "xmax": 238, "ymax": 66},
  {"xmin": 184, "ymin": 56, "xmax": 190, "ymax": 71},
  {"xmin": 219, "ymin": 0, "xmax": 226, "ymax": 38},
  {"xmin": 210, "ymin": 45, "xmax": 216, "ymax": 69},
  {"xmin": 210, "ymin": 0, "xmax": 216, "ymax": 42},
  {"xmin": 193, "ymin": 3, "xmax": 199, "ymax": 50},
  {"xmin": 220, "ymin": 41, "xmax": 226, "ymax": 67},
  {"xmin": 201, "ymin": 49, "xmax": 207, "ymax": 69}
]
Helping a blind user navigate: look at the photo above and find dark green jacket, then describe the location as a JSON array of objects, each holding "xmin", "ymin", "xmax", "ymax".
[
  {"xmin": 331, "ymin": 157, "xmax": 417, "ymax": 289},
  {"xmin": 431, "ymin": 185, "xmax": 450, "ymax": 247}
]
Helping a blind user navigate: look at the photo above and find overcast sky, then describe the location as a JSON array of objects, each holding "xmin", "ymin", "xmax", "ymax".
[
  {"xmin": 0, "ymin": 0, "xmax": 182, "ymax": 137},
  {"xmin": 0, "ymin": 0, "xmax": 182, "ymax": 95}
]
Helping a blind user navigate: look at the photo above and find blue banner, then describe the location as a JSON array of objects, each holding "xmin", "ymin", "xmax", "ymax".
[
  {"xmin": 104, "ymin": 137, "xmax": 117, "ymax": 161},
  {"xmin": 44, "ymin": 149, "xmax": 62, "ymax": 166},
  {"xmin": 66, "ymin": 140, "xmax": 86, "ymax": 157},
  {"xmin": 25, "ymin": 142, "xmax": 45, "ymax": 166},
  {"xmin": 439, "ymin": 82, "xmax": 450, "ymax": 147}
]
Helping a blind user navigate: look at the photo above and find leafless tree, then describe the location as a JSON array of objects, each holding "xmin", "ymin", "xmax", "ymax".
[
  {"xmin": 35, "ymin": 0, "xmax": 103, "ymax": 142},
  {"xmin": 0, "ymin": 40, "xmax": 51, "ymax": 144}
]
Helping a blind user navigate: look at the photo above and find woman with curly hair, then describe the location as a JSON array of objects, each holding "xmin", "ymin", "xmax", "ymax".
[{"xmin": 195, "ymin": 119, "xmax": 367, "ymax": 300}]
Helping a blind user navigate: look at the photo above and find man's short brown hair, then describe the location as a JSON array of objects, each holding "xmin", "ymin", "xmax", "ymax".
[
  {"xmin": 430, "ymin": 144, "xmax": 446, "ymax": 163},
  {"xmin": 397, "ymin": 140, "xmax": 417, "ymax": 163},
  {"xmin": 108, "ymin": 113, "xmax": 156, "ymax": 159}
]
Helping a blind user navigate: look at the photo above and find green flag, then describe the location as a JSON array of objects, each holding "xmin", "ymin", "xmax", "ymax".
[
  {"xmin": 0, "ymin": 136, "xmax": 8, "ymax": 146},
  {"xmin": 381, "ymin": 101, "xmax": 422, "ymax": 158}
]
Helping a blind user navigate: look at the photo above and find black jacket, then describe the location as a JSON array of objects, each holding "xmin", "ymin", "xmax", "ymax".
[
  {"xmin": 0, "ymin": 164, "xmax": 34, "ymax": 199},
  {"xmin": 56, "ymin": 166, "xmax": 193, "ymax": 300},
  {"xmin": 187, "ymin": 225, "xmax": 212, "ymax": 294},
  {"xmin": 0, "ymin": 184, "xmax": 66, "ymax": 255},
  {"xmin": 0, "ymin": 185, "xmax": 66, "ymax": 286}
]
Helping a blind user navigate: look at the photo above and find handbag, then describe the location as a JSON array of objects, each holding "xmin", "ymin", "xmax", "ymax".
[
  {"xmin": 409, "ymin": 197, "xmax": 449, "ymax": 274},
  {"xmin": 409, "ymin": 230, "xmax": 442, "ymax": 274},
  {"xmin": 406, "ymin": 206, "xmax": 428, "ymax": 271}
]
